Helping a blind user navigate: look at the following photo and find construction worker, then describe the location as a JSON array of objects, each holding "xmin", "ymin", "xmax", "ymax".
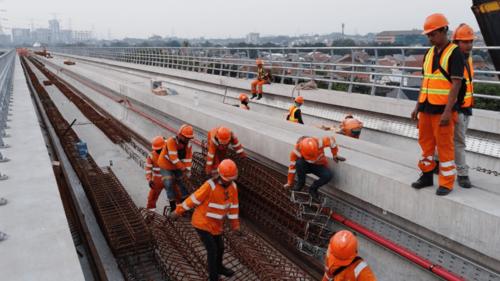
[
  {"xmin": 285, "ymin": 136, "xmax": 345, "ymax": 201},
  {"xmin": 158, "ymin": 124, "xmax": 194, "ymax": 212},
  {"xmin": 286, "ymin": 96, "xmax": 305, "ymax": 124},
  {"xmin": 238, "ymin": 93, "xmax": 250, "ymax": 110},
  {"xmin": 410, "ymin": 14, "xmax": 464, "ymax": 196},
  {"xmin": 145, "ymin": 136, "xmax": 166, "ymax": 211},
  {"xmin": 322, "ymin": 230, "xmax": 377, "ymax": 281},
  {"xmin": 205, "ymin": 126, "xmax": 246, "ymax": 176},
  {"xmin": 250, "ymin": 59, "xmax": 271, "ymax": 100},
  {"xmin": 450, "ymin": 23, "xmax": 476, "ymax": 189},
  {"xmin": 170, "ymin": 159, "xmax": 241, "ymax": 281},
  {"xmin": 339, "ymin": 115, "xmax": 363, "ymax": 139}
]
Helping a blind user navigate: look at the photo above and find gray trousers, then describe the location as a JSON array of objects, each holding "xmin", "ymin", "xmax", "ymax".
[{"xmin": 455, "ymin": 112, "xmax": 470, "ymax": 176}]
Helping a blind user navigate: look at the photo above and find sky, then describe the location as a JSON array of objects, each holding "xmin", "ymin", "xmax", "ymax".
[{"xmin": 1, "ymin": 0, "xmax": 480, "ymax": 40}]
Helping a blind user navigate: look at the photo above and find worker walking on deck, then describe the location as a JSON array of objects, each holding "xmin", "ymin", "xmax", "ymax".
[
  {"xmin": 285, "ymin": 136, "xmax": 345, "ymax": 201},
  {"xmin": 322, "ymin": 230, "xmax": 377, "ymax": 281},
  {"xmin": 170, "ymin": 159, "xmax": 241, "ymax": 281},
  {"xmin": 450, "ymin": 23, "xmax": 476, "ymax": 189},
  {"xmin": 205, "ymin": 126, "xmax": 246, "ymax": 176},
  {"xmin": 145, "ymin": 136, "xmax": 166, "ymax": 211},
  {"xmin": 158, "ymin": 124, "xmax": 194, "ymax": 212},
  {"xmin": 339, "ymin": 115, "xmax": 363, "ymax": 139},
  {"xmin": 238, "ymin": 93, "xmax": 250, "ymax": 110},
  {"xmin": 286, "ymin": 96, "xmax": 305, "ymax": 124},
  {"xmin": 250, "ymin": 59, "xmax": 271, "ymax": 100},
  {"xmin": 411, "ymin": 14, "xmax": 465, "ymax": 196}
]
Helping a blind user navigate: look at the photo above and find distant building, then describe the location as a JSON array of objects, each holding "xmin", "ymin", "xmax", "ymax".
[
  {"xmin": 0, "ymin": 34, "xmax": 10, "ymax": 46},
  {"xmin": 60, "ymin": 29, "xmax": 73, "ymax": 44},
  {"xmin": 375, "ymin": 30, "xmax": 427, "ymax": 45},
  {"xmin": 48, "ymin": 19, "xmax": 60, "ymax": 43},
  {"xmin": 32, "ymin": 28, "xmax": 51, "ymax": 44},
  {"xmin": 246, "ymin": 33, "xmax": 260, "ymax": 44},
  {"xmin": 11, "ymin": 28, "xmax": 32, "ymax": 45},
  {"xmin": 73, "ymin": 30, "xmax": 92, "ymax": 42}
]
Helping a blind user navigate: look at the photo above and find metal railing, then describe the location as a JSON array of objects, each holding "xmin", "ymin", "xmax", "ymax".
[{"xmin": 48, "ymin": 46, "xmax": 500, "ymax": 101}]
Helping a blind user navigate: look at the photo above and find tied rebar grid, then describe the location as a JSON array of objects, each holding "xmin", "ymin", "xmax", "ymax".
[{"xmin": 21, "ymin": 56, "xmax": 165, "ymax": 281}]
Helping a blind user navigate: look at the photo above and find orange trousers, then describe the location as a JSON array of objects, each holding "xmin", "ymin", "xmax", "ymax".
[
  {"xmin": 146, "ymin": 178, "xmax": 164, "ymax": 209},
  {"xmin": 251, "ymin": 79, "xmax": 268, "ymax": 94},
  {"xmin": 417, "ymin": 112, "xmax": 458, "ymax": 189}
]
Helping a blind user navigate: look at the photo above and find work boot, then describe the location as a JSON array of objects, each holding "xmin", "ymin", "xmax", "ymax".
[
  {"xmin": 251, "ymin": 93, "xmax": 257, "ymax": 99},
  {"xmin": 219, "ymin": 266, "xmax": 235, "ymax": 277},
  {"xmin": 457, "ymin": 176, "xmax": 472, "ymax": 188},
  {"xmin": 411, "ymin": 172, "xmax": 433, "ymax": 189},
  {"xmin": 309, "ymin": 189, "xmax": 320, "ymax": 202},
  {"xmin": 436, "ymin": 186, "xmax": 452, "ymax": 196},
  {"xmin": 256, "ymin": 94, "xmax": 263, "ymax": 100}
]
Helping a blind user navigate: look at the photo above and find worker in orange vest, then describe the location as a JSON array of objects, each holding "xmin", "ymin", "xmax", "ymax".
[
  {"xmin": 322, "ymin": 230, "xmax": 377, "ymax": 281},
  {"xmin": 238, "ymin": 93, "xmax": 250, "ymax": 110},
  {"xmin": 158, "ymin": 124, "xmax": 194, "ymax": 211},
  {"xmin": 170, "ymin": 159, "xmax": 241, "ymax": 281},
  {"xmin": 145, "ymin": 136, "xmax": 166, "ymax": 211},
  {"xmin": 250, "ymin": 59, "xmax": 271, "ymax": 100},
  {"xmin": 284, "ymin": 136, "xmax": 345, "ymax": 201},
  {"xmin": 410, "ymin": 14, "xmax": 464, "ymax": 196},
  {"xmin": 450, "ymin": 23, "xmax": 475, "ymax": 189},
  {"xmin": 286, "ymin": 96, "xmax": 305, "ymax": 124},
  {"xmin": 205, "ymin": 126, "xmax": 246, "ymax": 176},
  {"xmin": 339, "ymin": 115, "xmax": 363, "ymax": 139}
]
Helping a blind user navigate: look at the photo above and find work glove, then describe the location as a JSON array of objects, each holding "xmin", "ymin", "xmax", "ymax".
[
  {"xmin": 168, "ymin": 211, "xmax": 180, "ymax": 220},
  {"xmin": 283, "ymin": 183, "xmax": 291, "ymax": 189},
  {"xmin": 333, "ymin": 156, "xmax": 346, "ymax": 163},
  {"xmin": 148, "ymin": 181, "xmax": 154, "ymax": 189}
]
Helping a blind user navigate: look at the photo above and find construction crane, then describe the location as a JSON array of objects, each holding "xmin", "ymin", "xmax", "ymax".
[{"xmin": 472, "ymin": 0, "xmax": 500, "ymax": 76}]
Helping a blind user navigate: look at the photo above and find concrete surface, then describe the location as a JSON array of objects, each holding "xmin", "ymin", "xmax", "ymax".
[{"xmin": 0, "ymin": 56, "xmax": 85, "ymax": 281}]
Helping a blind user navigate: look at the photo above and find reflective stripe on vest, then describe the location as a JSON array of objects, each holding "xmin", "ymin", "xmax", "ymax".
[
  {"xmin": 462, "ymin": 56, "xmax": 474, "ymax": 108},
  {"xmin": 288, "ymin": 105, "xmax": 299, "ymax": 123},
  {"xmin": 419, "ymin": 44, "xmax": 458, "ymax": 105}
]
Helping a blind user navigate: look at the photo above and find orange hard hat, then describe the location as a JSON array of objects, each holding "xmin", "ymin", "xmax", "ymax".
[
  {"xmin": 422, "ymin": 13, "xmax": 449, "ymax": 35},
  {"xmin": 452, "ymin": 23, "xmax": 476, "ymax": 41},
  {"xmin": 328, "ymin": 230, "xmax": 358, "ymax": 266},
  {"xmin": 218, "ymin": 159, "xmax": 238, "ymax": 181},
  {"xmin": 178, "ymin": 124, "xmax": 194, "ymax": 139},
  {"xmin": 216, "ymin": 126, "xmax": 232, "ymax": 145},
  {"xmin": 151, "ymin": 136, "xmax": 164, "ymax": 150},
  {"xmin": 239, "ymin": 93, "xmax": 249, "ymax": 102},
  {"xmin": 299, "ymin": 138, "xmax": 320, "ymax": 161},
  {"xmin": 256, "ymin": 59, "xmax": 264, "ymax": 65},
  {"xmin": 295, "ymin": 96, "xmax": 304, "ymax": 104},
  {"xmin": 344, "ymin": 118, "xmax": 363, "ymax": 131}
]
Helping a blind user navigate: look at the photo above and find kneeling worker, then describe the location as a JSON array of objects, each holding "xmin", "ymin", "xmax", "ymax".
[
  {"xmin": 285, "ymin": 136, "xmax": 345, "ymax": 200},
  {"xmin": 323, "ymin": 230, "xmax": 377, "ymax": 281},
  {"xmin": 170, "ymin": 159, "xmax": 241, "ymax": 281}
]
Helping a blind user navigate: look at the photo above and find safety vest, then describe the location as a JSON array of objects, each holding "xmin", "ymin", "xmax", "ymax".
[
  {"xmin": 175, "ymin": 178, "xmax": 240, "ymax": 235},
  {"xmin": 462, "ymin": 56, "xmax": 474, "ymax": 108},
  {"xmin": 257, "ymin": 67, "xmax": 266, "ymax": 80},
  {"xmin": 206, "ymin": 127, "xmax": 244, "ymax": 172},
  {"xmin": 419, "ymin": 44, "xmax": 458, "ymax": 105},
  {"xmin": 145, "ymin": 151, "xmax": 162, "ymax": 182},
  {"xmin": 158, "ymin": 136, "xmax": 192, "ymax": 171},
  {"xmin": 288, "ymin": 105, "xmax": 300, "ymax": 123},
  {"xmin": 322, "ymin": 256, "xmax": 375, "ymax": 281}
]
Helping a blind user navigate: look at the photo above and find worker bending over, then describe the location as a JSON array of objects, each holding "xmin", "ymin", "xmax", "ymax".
[
  {"xmin": 286, "ymin": 96, "xmax": 305, "ymax": 124},
  {"xmin": 205, "ymin": 126, "xmax": 246, "ymax": 176},
  {"xmin": 450, "ymin": 23, "xmax": 475, "ymax": 189},
  {"xmin": 158, "ymin": 124, "xmax": 194, "ymax": 212},
  {"xmin": 250, "ymin": 59, "xmax": 272, "ymax": 100},
  {"xmin": 145, "ymin": 136, "xmax": 166, "ymax": 211},
  {"xmin": 285, "ymin": 136, "xmax": 345, "ymax": 201},
  {"xmin": 238, "ymin": 93, "xmax": 250, "ymax": 110},
  {"xmin": 411, "ymin": 14, "xmax": 464, "ymax": 196},
  {"xmin": 170, "ymin": 159, "xmax": 241, "ymax": 281},
  {"xmin": 323, "ymin": 230, "xmax": 377, "ymax": 281},
  {"xmin": 339, "ymin": 115, "xmax": 363, "ymax": 139}
]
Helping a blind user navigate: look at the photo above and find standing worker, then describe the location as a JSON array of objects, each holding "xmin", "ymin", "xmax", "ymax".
[
  {"xmin": 158, "ymin": 124, "xmax": 194, "ymax": 212},
  {"xmin": 250, "ymin": 59, "xmax": 271, "ymax": 100},
  {"xmin": 238, "ymin": 93, "xmax": 250, "ymax": 110},
  {"xmin": 286, "ymin": 96, "xmax": 305, "ymax": 124},
  {"xmin": 451, "ymin": 23, "xmax": 476, "ymax": 188},
  {"xmin": 145, "ymin": 136, "xmax": 166, "ymax": 211},
  {"xmin": 284, "ymin": 136, "xmax": 345, "ymax": 201},
  {"xmin": 339, "ymin": 115, "xmax": 363, "ymax": 139},
  {"xmin": 170, "ymin": 159, "xmax": 242, "ymax": 281},
  {"xmin": 205, "ymin": 126, "xmax": 246, "ymax": 176},
  {"xmin": 411, "ymin": 14, "xmax": 464, "ymax": 196},
  {"xmin": 322, "ymin": 230, "xmax": 377, "ymax": 281}
]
